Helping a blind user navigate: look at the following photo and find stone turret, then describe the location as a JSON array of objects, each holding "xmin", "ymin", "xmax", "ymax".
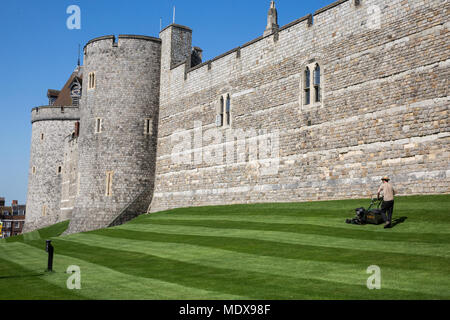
[
  {"xmin": 159, "ymin": 24, "xmax": 192, "ymax": 104},
  {"xmin": 65, "ymin": 35, "xmax": 161, "ymax": 234},
  {"xmin": 264, "ymin": 1, "xmax": 279, "ymax": 36}
]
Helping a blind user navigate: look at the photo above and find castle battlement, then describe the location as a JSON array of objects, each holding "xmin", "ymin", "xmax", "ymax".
[
  {"xmin": 167, "ymin": 0, "xmax": 362, "ymax": 78},
  {"xmin": 159, "ymin": 0, "xmax": 366, "ymax": 101},
  {"xmin": 84, "ymin": 34, "xmax": 161, "ymax": 54},
  {"xmin": 31, "ymin": 106, "xmax": 80, "ymax": 124}
]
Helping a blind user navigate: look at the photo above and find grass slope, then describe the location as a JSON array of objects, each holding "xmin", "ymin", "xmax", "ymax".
[{"xmin": 1, "ymin": 195, "xmax": 449, "ymax": 300}]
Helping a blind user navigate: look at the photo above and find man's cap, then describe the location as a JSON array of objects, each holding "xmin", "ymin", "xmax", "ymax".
[{"xmin": 381, "ymin": 176, "xmax": 390, "ymax": 181}]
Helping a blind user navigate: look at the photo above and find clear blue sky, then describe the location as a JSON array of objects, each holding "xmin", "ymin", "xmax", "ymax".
[{"xmin": 0, "ymin": 0, "xmax": 335, "ymax": 204}]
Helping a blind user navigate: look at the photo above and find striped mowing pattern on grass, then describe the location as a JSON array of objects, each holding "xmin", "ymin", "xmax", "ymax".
[
  {"xmin": 0, "ymin": 242, "xmax": 244, "ymax": 300},
  {"xmin": 0, "ymin": 195, "xmax": 449, "ymax": 299}
]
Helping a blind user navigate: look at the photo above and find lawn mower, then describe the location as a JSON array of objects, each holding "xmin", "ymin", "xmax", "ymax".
[{"xmin": 346, "ymin": 197, "xmax": 385, "ymax": 225}]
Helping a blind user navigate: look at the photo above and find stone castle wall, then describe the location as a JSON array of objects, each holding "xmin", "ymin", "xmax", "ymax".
[
  {"xmin": 25, "ymin": 0, "xmax": 449, "ymax": 234},
  {"xmin": 24, "ymin": 106, "xmax": 79, "ymax": 232},
  {"xmin": 60, "ymin": 135, "xmax": 79, "ymax": 221},
  {"xmin": 150, "ymin": 0, "xmax": 449, "ymax": 212},
  {"xmin": 65, "ymin": 35, "xmax": 161, "ymax": 234}
]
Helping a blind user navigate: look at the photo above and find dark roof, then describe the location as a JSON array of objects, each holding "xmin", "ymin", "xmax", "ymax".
[
  {"xmin": 47, "ymin": 89, "xmax": 60, "ymax": 98},
  {"xmin": 52, "ymin": 68, "xmax": 83, "ymax": 107}
]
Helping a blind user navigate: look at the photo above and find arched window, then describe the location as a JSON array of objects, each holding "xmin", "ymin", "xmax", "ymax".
[
  {"xmin": 314, "ymin": 64, "xmax": 321, "ymax": 103},
  {"xmin": 88, "ymin": 72, "xmax": 96, "ymax": 89},
  {"xmin": 304, "ymin": 67, "xmax": 311, "ymax": 105},
  {"xmin": 226, "ymin": 95, "xmax": 231, "ymax": 126}
]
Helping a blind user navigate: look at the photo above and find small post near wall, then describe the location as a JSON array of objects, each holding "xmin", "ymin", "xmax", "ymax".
[{"xmin": 45, "ymin": 240, "xmax": 54, "ymax": 272}]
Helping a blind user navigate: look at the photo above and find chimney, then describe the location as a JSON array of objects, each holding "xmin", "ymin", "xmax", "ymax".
[
  {"xmin": 47, "ymin": 89, "xmax": 60, "ymax": 106},
  {"xmin": 191, "ymin": 47, "xmax": 203, "ymax": 67},
  {"xmin": 12, "ymin": 200, "xmax": 18, "ymax": 205}
]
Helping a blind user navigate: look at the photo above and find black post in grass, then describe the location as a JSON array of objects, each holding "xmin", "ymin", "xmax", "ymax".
[{"xmin": 45, "ymin": 240, "xmax": 54, "ymax": 272}]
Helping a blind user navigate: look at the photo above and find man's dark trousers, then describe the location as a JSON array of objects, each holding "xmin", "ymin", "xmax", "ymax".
[{"xmin": 381, "ymin": 200, "xmax": 394, "ymax": 224}]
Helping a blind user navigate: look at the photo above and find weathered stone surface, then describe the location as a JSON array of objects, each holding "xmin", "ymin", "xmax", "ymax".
[
  {"xmin": 64, "ymin": 35, "xmax": 161, "ymax": 234},
  {"xmin": 150, "ymin": 0, "xmax": 450, "ymax": 212},
  {"xmin": 25, "ymin": 0, "xmax": 449, "ymax": 233},
  {"xmin": 24, "ymin": 107, "xmax": 79, "ymax": 232}
]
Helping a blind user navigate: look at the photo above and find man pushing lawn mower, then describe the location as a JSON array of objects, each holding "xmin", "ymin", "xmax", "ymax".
[
  {"xmin": 346, "ymin": 176, "xmax": 396, "ymax": 228},
  {"xmin": 377, "ymin": 176, "xmax": 396, "ymax": 229}
]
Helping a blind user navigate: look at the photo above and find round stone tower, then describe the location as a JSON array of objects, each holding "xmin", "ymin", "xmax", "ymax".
[
  {"xmin": 24, "ymin": 106, "xmax": 80, "ymax": 232},
  {"xmin": 66, "ymin": 35, "xmax": 161, "ymax": 234}
]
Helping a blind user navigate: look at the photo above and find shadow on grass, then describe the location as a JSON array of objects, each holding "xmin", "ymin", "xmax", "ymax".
[
  {"xmin": 0, "ymin": 273, "xmax": 46, "ymax": 279},
  {"xmin": 391, "ymin": 216, "xmax": 408, "ymax": 228}
]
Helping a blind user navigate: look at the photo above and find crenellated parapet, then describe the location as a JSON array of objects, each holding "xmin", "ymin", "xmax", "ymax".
[{"xmin": 31, "ymin": 106, "xmax": 80, "ymax": 124}]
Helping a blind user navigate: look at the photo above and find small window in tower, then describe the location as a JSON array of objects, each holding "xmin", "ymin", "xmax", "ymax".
[
  {"xmin": 219, "ymin": 97, "xmax": 224, "ymax": 127},
  {"xmin": 41, "ymin": 133, "xmax": 44, "ymax": 141},
  {"xmin": 144, "ymin": 118, "xmax": 152, "ymax": 135},
  {"xmin": 304, "ymin": 67, "xmax": 311, "ymax": 105},
  {"xmin": 57, "ymin": 166, "xmax": 62, "ymax": 174},
  {"xmin": 32, "ymin": 166, "xmax": 36, "ymax": 175},
  {"xmin": 42, "ymin": 205, "xmax": 47, "ymax": 217},
  {"xmin": 77, "ymin": 173, "xmax": 81, "ymax": 196},
  {"xmin": 95, "ymin": 118, "xmax": 103, "ymax": 133},
  {"xmin": 226, "ymin": 95, "xmax": 231, "ymax": 126},
  {"xmin": 105, "ymin": 171, "xmax": 114, "ymax": 197},
  {"xmin": 88, "ymin": 72, "xmax": 96, "ymax": 90},
  {"xmin": 314, "ymin": 64, "xmax": 321, "ymax": 103}
]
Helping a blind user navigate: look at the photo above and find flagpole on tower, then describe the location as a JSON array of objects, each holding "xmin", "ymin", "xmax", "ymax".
[{"xmin": 173, "ymin": 6, "xmax": 176, "ymax": 24}]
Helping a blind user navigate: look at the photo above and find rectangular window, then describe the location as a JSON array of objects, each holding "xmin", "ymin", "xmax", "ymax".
[
  {"xmin": 95, "ymin": 118, "xmax": 102, "ymax": 133},
  {"xmin": 105, "ymin": 171, "xmax": 113, "ymax": 196},
  {"xmin": 226, "ymin": 96, "xmax": 231, "ymax": 126},
  {"xmin": 314, "ymin": 70, "xmax": 320, "ymax": 86},
  {"xmin": 315, "ymin": 86, "xmax": 320, "ymax": 103},
  {"xmin": 305, "ymin": 89, "xmax": 310, "ymax": 105},
  {"xmin": 57, "ymin": 166, "xmax": 62, "ymax": 174},
  {"xmin": 313, "ymin": 65, "xmax": 321, "ymax": 103},
  {"xmin": 77, "ymin": 173, "xmax": 81, "ymax": 196},
  {"xmin": 42, "ymin": 205, "xmax": 47, "ymax": 217},
  {"xmin": 304, "ymin": 69, "xmax": 311, "ymax": 105},
  {"xmin": 14, "ymin": 222, "xmax": 20, "ymax": 228},
  {"xmin": 41, "ymin": 133, "xmax": 44, "ymax": 141},
  {"xmin": 32, "ymin": 166, "xmax": 36, "ymax": 175},
  {"xmin": 144, "ymin": 118, "xmax": 152, "ymax": 135},
  {"xmin": 218, "ymin": 97, "xmax": 224, "ymax": 127}
]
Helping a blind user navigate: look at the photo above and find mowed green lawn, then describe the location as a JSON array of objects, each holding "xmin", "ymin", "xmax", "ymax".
[{"xmin": 1, "ymin": 195, "xmax": 449, "ymax": 300}]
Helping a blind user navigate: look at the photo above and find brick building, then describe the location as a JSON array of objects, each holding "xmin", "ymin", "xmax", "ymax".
[{"xmin": 0, "ymin": 198, "xmax": 26, "ymax": 238}]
